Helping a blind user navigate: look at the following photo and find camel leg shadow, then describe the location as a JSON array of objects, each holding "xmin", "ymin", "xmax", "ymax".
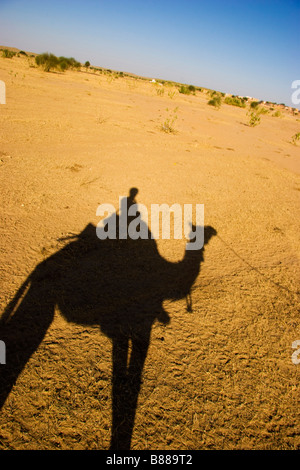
[
  {"xmin": 110, "ymin": 330, "xmax": 150, "ymax": 450},
  {"xmin": 0, "ymin": 283, "xmax": 55, "ymax": 409}
]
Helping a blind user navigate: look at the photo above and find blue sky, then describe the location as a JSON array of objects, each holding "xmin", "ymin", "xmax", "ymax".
[{"xmin": 0, "ymin": 0, "xmax": 299, "ymax": 106}]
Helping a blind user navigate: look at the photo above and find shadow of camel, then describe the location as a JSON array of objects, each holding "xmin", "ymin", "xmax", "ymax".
[{"xmin": 0, "ymin": 188, "xmax": 217, "ymax": 450}]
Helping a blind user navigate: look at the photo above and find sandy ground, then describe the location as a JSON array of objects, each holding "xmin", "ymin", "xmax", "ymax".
[{"xmin": 0, "ymin": 53, "xmax": 299, "ymax": 450}]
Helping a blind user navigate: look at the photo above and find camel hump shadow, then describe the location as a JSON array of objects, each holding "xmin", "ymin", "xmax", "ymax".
[{"xmin": 0, "ymin": 189, "xmax": 217, "ymax": 450}]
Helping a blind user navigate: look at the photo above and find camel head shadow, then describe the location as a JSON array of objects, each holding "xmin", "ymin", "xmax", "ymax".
[{"xmin": 0, "ymin": 188, "xmax": 217, "ymax": 450}]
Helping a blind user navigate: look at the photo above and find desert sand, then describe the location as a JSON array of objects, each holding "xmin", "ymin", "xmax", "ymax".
[{"xmin": 0, "ymin": 51, "xmax": 299, "ymax": 450}]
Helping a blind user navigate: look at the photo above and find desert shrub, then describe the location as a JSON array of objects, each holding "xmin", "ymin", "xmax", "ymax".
[
  {"xmin": 168, "ymin": 90, "xmax": 176, "ymax": 99},
  {"xmin": 60, "ymin": 57, "xmax": 81, "ymax": 69},
  {"xmin": 248, "ymin": 105, "xmax": 269, "ymax": 126},
  {"xmin": 247, "ymin": 110, "xmax": 261, "ymax": 127},
  {"xmin": 35, "ymin": 53, "xmax": 58, "ymax": 71},
  {"xmin": 84, "ymin": 61, "xmax": 90, "ymax": 68},
  {"xmin": 179, "ymin": 85, "xmax": 191, "ymax": 95},
  {"xmin": 188, "ymin": 85, "xmax": 196, "ymax": 93},
  {"xmin": 224, "ymin": 96, "xmax": 246, "ymax": 108},
  {"xmin": 58, "ymin": 60, "xmax": 68, "ymax": 72},
  {"xmin": 208, "ymin": 90, "xmax": 222, "ymax": 108},
  {"xmin": 2, "ymin": 49, "xmax": 16, "ymax": 58},
  {"xmin": 260, "ymin": 107, "xmax": 269, "ymax": 114},
  {"xmin": 273, "ymin": 110, "xmax": 281, "ymax": 117},
  {"xmin": 19, "ymin": 50, "xmax": 27, "ymax": 56},
  {"xmin": 291, "ymin": 132, "xmax": 300, "ymax": 144},
  {"xmin": 35, "ymin": 53, "xmax": 81, "ymax": 72},
  {"xmin": 208, "ymin": 96, "xmax": 222, "ymax": 108},
  {"xmin": 161, "ymin": 107, "xmax": 178, "ymax": 133}
]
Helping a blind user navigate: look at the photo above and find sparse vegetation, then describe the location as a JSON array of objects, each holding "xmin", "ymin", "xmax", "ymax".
[
  {"xmin": 208, "ymin": 91, "xmax": 222, "ymax": 108},
  {"xmin": 250, "ymin": 101, "xmax": 260, "ymax": 109},
  {"xmin": 35, "ymin": 53, "xmax": 58, "ymax": 72},
  {"xmin": 188, "ymin": 85, "xmax": 196, "ymax": 94},
  {"xmin": 156, "ymin": 87, "xmax": 164, "ymax": 96},
  {"xmin": 259, "ymin": 106, "xmax": 269, "ymax": 115},
  {"xmin": 35, "ymin": 53, "xmax": 81, "ymax": 72},
  {"xmin": 2, "ymin": 49, "xmax": 16, "ymax": 58},
  {"xmin": 247, "ymin": 109, "xmax": 262, "ymax": 127},
  {"xmin": 208, "ymin": 96, "xmax": 222, "ymax": 108},
  {"xmin": 224, "ymin": 96, "xmax": 247, "ymax": 108},
  {"xmin": 168, "ymin": 90, "xmax": 176, "ymax": 99},
  {"xmin": 291, "ymin": 132, "xmax": 300, "ymax": 145},
  {"xmin": 178, "ymin": 85, "xmax": 191, "ymax": 95},
  {"xmin": 273, "ymin": 110, "xmax": 281, "ymax": 117},
  {"xmin": 161, "ymin": 107, "xmax": 178, "ymax": 133},
  {"xmin": 247, "ymin": 102, "xmax": 269, "ymax": 126}
]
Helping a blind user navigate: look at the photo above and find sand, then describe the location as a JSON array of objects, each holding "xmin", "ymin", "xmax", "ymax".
[{"xmin": 0, "ymin": 52, "xmax": 299, "ymax": 450}]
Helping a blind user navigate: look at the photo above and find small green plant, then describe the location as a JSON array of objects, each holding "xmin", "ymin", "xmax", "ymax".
[
  {"xmin": 107, "ymin": 74, "xmax": 115, "ymax": 84},
  {"xmin": 273, "ymin": 110, "xmax": 281, "ymax": 117},
  {"xmin": 156, "ymin": 87, "xmax": 164, "ymax": 96},
  {"xmin": 161, "ymin": 107, "xmax": 178, "ymax": 133},
  {"xmin": 84, "ymin": 61, "xmax": 90, "ymax": 68},
  {"xmin": 250, "ymin": 101, "xmax": 260, "ymax": 109},
  {"xmin": 207, "ymin": 91, "xmax": 222, "ymax": 108},
  {"xmin": 291, "ymin": 132, "xmax": 300, "ymax": 145},
  {"xmin": 224, "ymin": 96, "xmax": 247, "ymax": 108},
  {"xmin": 259, "ymin": 106, "xmax": 268, "ymax": 115},
  {"xmin": 168, "ymin": 90, "xmax": 176, "ymax": 99},
  {"xmin": 247, "ymin": 110, "xmax": 261, "ymax": 127},
  {"xmin": 208, "ymin": 96, "xmax": 222, "ymax": 108},
  {"xmin": 178, "ymin": 85, "xmax": 191, "ymax": 95}
]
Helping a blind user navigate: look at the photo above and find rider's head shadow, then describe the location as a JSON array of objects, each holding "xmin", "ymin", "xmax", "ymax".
[{"xmin": 0, "ymin": 187, "xmax": 217, "ymax": 450}]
